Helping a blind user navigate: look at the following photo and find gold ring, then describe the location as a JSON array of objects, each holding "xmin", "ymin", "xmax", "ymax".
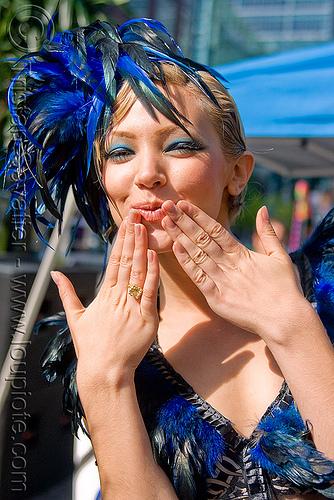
[{"xmin": 127, "ymin": 284, "xmax": 143, "ymax": 299}]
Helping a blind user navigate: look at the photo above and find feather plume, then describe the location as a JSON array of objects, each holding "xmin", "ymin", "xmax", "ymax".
[
  {"xmin": 250, "ymin": 404, "xmax": 334, "ymax": 496},
  {"xmin": 151, "ymin": 395, "xmax": 226, "ymax": 499},
  {"xmin": 36, "ymin": 312, "xmax": 75, "ymax": 383},
  {"xmin": 314, "ymin": 259, "xmax": 334, "ymax": 343},
  {"xmin": 291, "ymin": 208, "xmax": 334, "ymax": 342},
  {"xmin": 36, "ymin": 313, "xmax": 86, "ymax": 435},
  {"xmin": 2, "ymin": 17, "xmax": 226, "ymax": 247}
]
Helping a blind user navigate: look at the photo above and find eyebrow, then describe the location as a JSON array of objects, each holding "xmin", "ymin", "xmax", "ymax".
[{"xmin": 109, "ymin": 124, "xmax": 194, "ymax": 141}]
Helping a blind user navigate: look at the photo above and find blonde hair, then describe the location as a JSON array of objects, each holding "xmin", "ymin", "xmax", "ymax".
[{"xmin": 95, "ymin": 63, "xmax": 248, "ymax": 218}]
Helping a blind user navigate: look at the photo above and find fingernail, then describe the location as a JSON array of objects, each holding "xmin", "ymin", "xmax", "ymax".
[
  {"xmin": 148, "ymin": 249, "xmax": 154, "ymax": 263},
  {"xmin": 164, "ymin": 217, "xmax": 176, "ymax": 230},
  {"xmin": 173, "ymin": 241, "xmax": 185, "ymax": 254},
  {"xmin": 129, "ymin": 209, "xmax": 137, "ymax": 223},
  {"xmin": 262, "ymin": 206, "xmax": 269, "ymax": 221},
  {"xmin": 177, "ymin": 200, "xmax": 189, "ymax": 211},
  {"xmin": 163, "ymin": 201, "xmax": 177, "ymax": 215},
  {"xmin": 135, "ymin": 224, "xmax": 141, "ymax": 237},
  {"xmin": 50, "ymin": 271, "xmax": 59, "ymax": 285}
]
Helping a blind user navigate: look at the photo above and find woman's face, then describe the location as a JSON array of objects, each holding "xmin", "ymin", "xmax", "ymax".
[{"xmin": 103, "ymin": 86, "xmax": 237, "ymax": 253}]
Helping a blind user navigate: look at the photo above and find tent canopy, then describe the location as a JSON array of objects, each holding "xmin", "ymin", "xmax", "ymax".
[{"xmin": 214, "ymin": 43, "xmax": 334, "ymax": 178}]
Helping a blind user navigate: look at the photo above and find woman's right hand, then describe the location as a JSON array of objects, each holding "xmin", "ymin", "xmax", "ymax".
[{"xmin": 50, "ymin": 209, "xmax": 160, "ymax": 394}]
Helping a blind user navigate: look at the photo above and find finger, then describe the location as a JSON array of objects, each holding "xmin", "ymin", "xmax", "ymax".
[
  {"xmin": 256, "ymin": 206, "xmax": 286, "ymax": 258},
  {"xmin": 140, "ymin": 249, "xmax": 160, "ymax": 317},
  {"xmin": 117, "ymin": 209, "xmax": 137, "ymax": 286},
  {"xmin": 129, "ymin": 223, "xmax": 148, "ymax": 289},
  {"xmin": 51, "ymin": 271, "xmax": 85, "ymax": 330},
  {"xmin": 162, "ymin": 201, "xmax": 223, "ymax": 260},
  {"xmin": 103, "ymin": 218, "xmax": 127, "ymax": 287},
  {"xmin": 172, "ymin": 240, "xmax": 218, "ymax": 297},
  {"xmin": 164, "ymin": 200, "xmax": 240, "ymax": 255},
  {"xmin": 162, "ymin": 214, "xmax": 221, "ymax": 279},
  {"xmin": 177, "ymin": 200, "xmax": 240, "ymax": 253}
]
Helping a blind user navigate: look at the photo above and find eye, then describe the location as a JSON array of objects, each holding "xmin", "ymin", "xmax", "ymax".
[
  {"xmin": 105, "ymin": 145, "xmax": 135, "ymax": 163},
  {"xmin": 165, "ymin": 140, "xmax": 205, "ymax": 156}
]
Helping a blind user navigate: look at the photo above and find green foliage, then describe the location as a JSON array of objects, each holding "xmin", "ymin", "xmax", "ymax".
[{"xmin": 232, "ymin": 171, "xmax": 293, "ymax": 246}]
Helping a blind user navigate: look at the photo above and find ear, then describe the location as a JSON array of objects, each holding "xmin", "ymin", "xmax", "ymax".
[{"xmin": 227, "ymin": 151, "xmax": 254, "ymax": 196}]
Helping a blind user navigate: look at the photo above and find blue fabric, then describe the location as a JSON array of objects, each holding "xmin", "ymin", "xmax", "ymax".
[{"xmin": 214, "ymin": 43, "xmax": 334, "ymax": 137}]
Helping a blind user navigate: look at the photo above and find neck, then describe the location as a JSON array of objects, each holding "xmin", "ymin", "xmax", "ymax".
[
  {"xmin": 158, "ymin": 252, "xmax": 213, "ymax": 318},
  {"xmin": 157, "ymin": 213, "xmax": 233, "ymax": 318},
  {"xmin": 157, "ymin": 251, "xmax": 261, "ymax": 355},
  {"xmin": 157, "ymin": 252, "xmax": 226, "ymax": 352}
]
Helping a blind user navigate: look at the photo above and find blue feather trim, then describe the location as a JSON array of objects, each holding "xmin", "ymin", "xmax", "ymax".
[
  {"xmin": 36, "ymin": 313, "xmax": 86, "ymax": 436},
  {"xmin": 314, "ymin": 260, "xmax": 334, "ymax": 343},
  {"xmin": 250, "ymin": 404, "xmax": 334, "ymax": 495},
  {"xmin": 135, "ymin": 360, "xmax": 225, "ymax": 499},
  {"xmin": 39, "ymin": 314, "xmax": 334, "ymax": 497},
  {"xmin": 152, "ymin": 395, "xmax": 225, "ymax": 497},
  {"xmin": 291, "ymin": 208, "xmax": 334, "ymax": 343}
]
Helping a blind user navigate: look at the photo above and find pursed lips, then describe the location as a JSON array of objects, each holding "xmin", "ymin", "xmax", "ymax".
[{"xmin": 132, "ymin": 203, "xmax": 165, "ymax": 222}]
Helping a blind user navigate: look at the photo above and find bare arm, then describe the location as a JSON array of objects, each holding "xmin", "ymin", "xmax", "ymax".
[
  {"xmin": 162, "ymin": 200, "xmax": 334, "ymax": 460},
  {"xmin": 52, "ymin": 211, "xmax": 178, "ymax": 499},
  {"xmin": 262, "ymin": 296, "xmax": 334, "ymax": 459},
  {"xmin": 82, "ymin": 371, "xmax": 178, "ymax": 499}
]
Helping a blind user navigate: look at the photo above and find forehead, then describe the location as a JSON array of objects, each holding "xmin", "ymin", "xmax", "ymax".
[{"xmin": 109, "ymin": 85, "xmax": 210, "ymax": 138}]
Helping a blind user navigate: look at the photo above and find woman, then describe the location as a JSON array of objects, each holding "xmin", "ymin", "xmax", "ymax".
[{"xmin": 3, "ymin": 18, "xmax": 334, "ymax": 500}]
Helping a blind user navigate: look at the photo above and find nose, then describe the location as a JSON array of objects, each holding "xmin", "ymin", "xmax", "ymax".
[{"xmin": 134, "ymin": 152, "xmax": 167, "ymax": 189}]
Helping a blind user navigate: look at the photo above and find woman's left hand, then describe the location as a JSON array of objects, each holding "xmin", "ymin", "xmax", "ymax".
[
  {"xmin": 162, "ymin": 200, "xmax": 334, "ymax": 460},
  {"xmin": 161, "ymin": 200, "xmax": 306, "ymax": 341}
]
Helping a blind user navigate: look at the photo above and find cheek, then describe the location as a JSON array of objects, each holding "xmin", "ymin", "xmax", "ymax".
[
  {"xmin": 107, "ymin": 199, "xmax": 122, "ymax": 227},
  {"xmin": 103, "ymin": 168, "xmax": 129, "ymax": 227},
  {"xmin": 179, "ymin": 161, "xmax": 227, "ymax": 216}
]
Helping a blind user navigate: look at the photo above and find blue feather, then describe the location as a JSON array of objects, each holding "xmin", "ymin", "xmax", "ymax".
[
  {"xmin": 314, "ymin": 260, "xmax": 334, "ymax": 343},
  {"xmin": 116, "ymin": 52, "xmax": 161, "ymax": 93},
  {"xmin": 30, "ymin": 91, "xmax": 88, "ymax": 142},
  {"xmin": 46, "ymin": 8, "xmax": 57, "ymax": 40},
  {"xmin": 119, "ymin": 18, "xmax": 183, "ymax": 56},
  {"xmin": 29, "ymin": 198, "xmax": 54, "ymax": 249},
  {"xmin": 157, "ymin": 396, "xmax": 225, "ymax": 473},
  {"xmin": 151, "ymin": 395, "xmax": 225, "ymax": 498},
  {"xmin": 250, "ymin": 404, "xmax": 334, "ymax": 493},
  {"xmin": 291, "ymin": 208, "xmax": 334, "ymax": 343},
  {"xmin": 3, "ymin": 17, "xmax": 229, "ymax": 250},
  {"xmin": 86, "ymin": 94, "xmax": 104, "ymax": 174},
  {"xmin": 7, "ymin": 74, "xmax": 44, "ymax": 150}
]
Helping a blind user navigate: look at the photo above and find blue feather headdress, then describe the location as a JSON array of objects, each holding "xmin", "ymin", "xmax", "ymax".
[{"xmin": 1, "ymin": 18, "xmax": 225, "ymax": 245}]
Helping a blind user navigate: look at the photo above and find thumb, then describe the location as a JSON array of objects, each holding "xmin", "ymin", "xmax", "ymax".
[
  {"xmin": 255, "ymin": 206, "xmax": 285, "ymax": 257},
  {"xmin": 51, "ymin": 271, "xmax": 85, "ymax": 327}
]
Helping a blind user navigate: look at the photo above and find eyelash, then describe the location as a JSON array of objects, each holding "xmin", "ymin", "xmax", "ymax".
[
  {"xmin": 105, "ymin": 147, "xmax": 135, "ymax": 162},
  {"xmin": 165, "ymin": 140, "xmax": 204, "ymax": 154},
  {"xmin": 104, "ymin": 140, "xmax": 205, "ymax": 162}
]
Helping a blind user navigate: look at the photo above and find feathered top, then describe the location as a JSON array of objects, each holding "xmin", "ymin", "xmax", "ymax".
[
  {"xmin": 37, "ymin": 208, "xmax": 334, "ymax": 499},
  {"xmin": 1, "ymin": 17, "xmax": 224, "ymax": 246}
]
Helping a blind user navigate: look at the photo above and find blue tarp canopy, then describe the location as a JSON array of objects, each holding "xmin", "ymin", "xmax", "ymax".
[{"xmin": 214, "ymin": 43, "xmax": 334, "ymax": 178}]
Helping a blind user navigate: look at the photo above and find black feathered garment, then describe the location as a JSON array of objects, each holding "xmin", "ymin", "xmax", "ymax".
[{"xmin": 39, "ymin": 209, "xmax": 334, "ymax": 499}]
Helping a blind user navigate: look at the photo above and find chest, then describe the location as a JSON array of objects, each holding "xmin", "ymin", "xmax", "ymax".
[
  {"xmin": 161, "ymin": 332, "xmax": 284, "ymax": 438},
  {"xmin": 135, "ymin": 346, "xmax": 328, "ymax": 500}
]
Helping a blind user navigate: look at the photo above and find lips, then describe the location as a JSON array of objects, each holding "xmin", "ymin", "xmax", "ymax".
[
  {"xmin": 136, "ymin": 207, "xmax": 165, "ymax": 222},
  {"xmin": 132, "ymin": 202, "xmax": 165, "ymax": 222}
]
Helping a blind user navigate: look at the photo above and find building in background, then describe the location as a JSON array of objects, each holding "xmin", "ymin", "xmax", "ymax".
[
  {"xmin": 228, "ymin": 0, "xmax": 334, "ymax": 53},
  {"xmin": 128, "ymin": 0, "xmax": 334, "ymax": 64},
  {"xmin": 127, "ymin": 0, "xmax": 263, "ymax": 64}
]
